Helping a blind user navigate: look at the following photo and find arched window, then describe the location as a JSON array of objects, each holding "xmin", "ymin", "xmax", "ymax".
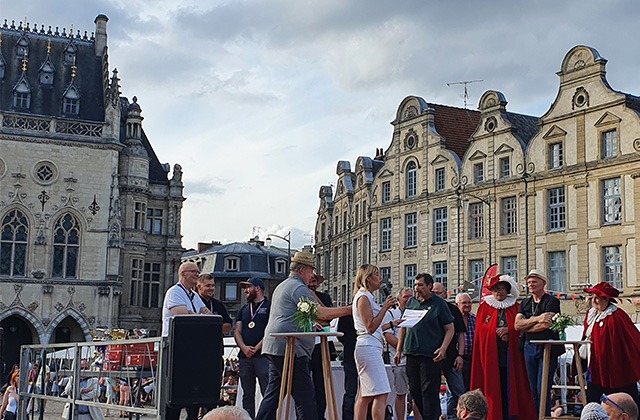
[
  {"xmin": 52, "ymin": 214, "xmax": 80, "ymax": 278},
  {"xmin": 0, "ymin": 209, "xmax": 29, "ymax": 276},
  {"xmin": 406, "ymin": 161, "xmax": 417, "ymax": 198}
]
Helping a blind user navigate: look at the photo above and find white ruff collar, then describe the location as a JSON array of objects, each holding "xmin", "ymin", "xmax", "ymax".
[{"xmin": 484, "ymin": 294, "xmax": 517, "ymax": 309}]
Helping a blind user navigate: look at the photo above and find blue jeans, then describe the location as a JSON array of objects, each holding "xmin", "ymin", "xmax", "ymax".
[
  {"xmin": 239, "ymin": 354, "xmax": 270, "ymax": 419},
  {"xmin": 255, "ymin": 354, "xmax": 317, "ymax": 420},
  {"xmin": 442, "ymin": 366, "xmax": 465, "ymax": 419},
  {"xmin": 524, "ymin": 341, "xmax": 557, "ymax": 416}
]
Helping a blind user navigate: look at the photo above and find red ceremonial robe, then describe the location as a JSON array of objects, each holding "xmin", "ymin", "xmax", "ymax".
[
  {"xmin": 583, "ymin": 307, "xmax": 640, "ymax": 388},
  {"xmin": 471, "ymin": 302, "xmax": 536, "ymax": 420}
]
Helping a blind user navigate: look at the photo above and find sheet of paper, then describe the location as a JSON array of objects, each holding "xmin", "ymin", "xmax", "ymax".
[{"xmin": 400, "ymin": 309, "xmax": 428, "ymax": 328}]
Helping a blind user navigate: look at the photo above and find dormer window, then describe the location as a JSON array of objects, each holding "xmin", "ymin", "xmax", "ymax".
[
  {"xmin": 16, "ymin": 36, "xmax": 29, "ymax": 59},
  {"xmin": 13, "ymin": 80, "xmax": 31, "ymax": 111},
  {"xmin": 39, "ymin": 61, "xmax": 55, "ymax": 85},
  {"xmin": 63, "ymin": 86, "xmax": 81, "ymax": 116},
  {"xmin": 0, "ymin": 58, "xmax": 5, "ymax": 79},
  {"xmin": 224, "ymin": 256, "xmax": 239, "ymax": 272},
  {"xmin": 64, "ymin": 44, "xmax": 76, "ymax": 65}
]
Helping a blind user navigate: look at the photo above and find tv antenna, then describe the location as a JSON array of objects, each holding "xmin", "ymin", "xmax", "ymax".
[{"xmin": 447, "ymin": 79, "xmax": 483, "ymax": 108}]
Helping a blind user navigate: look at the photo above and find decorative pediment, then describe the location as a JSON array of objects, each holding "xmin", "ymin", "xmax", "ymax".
[
  {"xmin": 543, "ymin": 125, "xmax": 567, "ymax": 140},
  {"xmin": 494, "ymin": 143, "xmax": 514, "ymax": 155},
  {"xmin": 377, "ymin": 168, "xmax": 394, "ymax": 178},
  {"xmin": 430, "ymin": 154, "xmax": 450, "ymax": 166},
  {"xmin": 469, "ymin": 150, "xmax": 487, "ymax": 161},
  {"xmin": 594, "ymin": 112, "xmax": 621, "ymax": 127}
]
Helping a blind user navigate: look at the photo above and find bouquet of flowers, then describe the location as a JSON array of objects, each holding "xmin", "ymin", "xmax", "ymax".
[
  {"xmin": 293, "ymin": 297, "xmax": 319, "ymax": 332},
  {"xmin": 550, "ymin": 313, "xmax": 576, "ymax": 333}
]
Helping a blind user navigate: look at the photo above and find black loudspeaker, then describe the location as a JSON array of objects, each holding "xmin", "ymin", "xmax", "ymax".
[{"xmin": 167, "ymin": 315, "xmax": 222, "ymax": 407}]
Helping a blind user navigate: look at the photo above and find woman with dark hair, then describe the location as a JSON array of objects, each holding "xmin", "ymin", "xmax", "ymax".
[
  {"xmin": 352, "ymin": 264, "xmax": 396, "ymax": 420},
  {"xmin": 471, "ymin": 273, "xmax": 536, "ymax": 420},
  {"xmin": 582, "ymin": 282, "xmax": 640, "ymax": 405},
  {"xmin": 0, "ymin": 369, "xmax": 20, "ymax": 420}
]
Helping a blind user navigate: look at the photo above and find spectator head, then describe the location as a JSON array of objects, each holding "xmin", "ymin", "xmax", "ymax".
[
  {"xmin": 197, "ymin": 273, "xmax": 215, "ymax": 300},
  {"xmin": 601, "ymin": 392, "xmax": 639, "ymax": 420},
  {"xmin": 581, "ymin": 402, "xmax": 610, "ymax": 420},
  {"xmin": 201, "ymin": 406, "xmax": 252, "ymax": 420},
  {"xmin": 10, "ymin": 369, "xmax": 20, "ymax": 386},
  {"xmin": 457, "ymin": 389, "xmax": 489, "ymax": 420},
  {"xmin": 456, "ymin": 292, "xmax": 473, "ymax": 315}
]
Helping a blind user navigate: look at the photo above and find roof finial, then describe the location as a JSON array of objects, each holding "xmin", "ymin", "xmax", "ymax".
[
  {"xmin": 71, "ymin": 56, "xmax": 77, "ymax": 78},
  {"xmin": 21, "ymin": 50, "xmax": 28, "ymax": 72},
  {"xmin": 47, "ymin": 39, "xmax": 51, "ymax": 54}
]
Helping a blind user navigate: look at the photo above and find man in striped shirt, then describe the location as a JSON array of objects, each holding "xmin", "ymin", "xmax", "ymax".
[{"xmin": 456, "ymin": 293, "xmax": 476, "ymax": 392}]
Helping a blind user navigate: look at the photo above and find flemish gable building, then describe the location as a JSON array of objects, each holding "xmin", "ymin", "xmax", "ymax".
[
  {"xmin": 315, "ymin": 46, "xmax": 640, "ymax": 318},
  {"xmin": 0, "ymin": 16, "xmax": 185, "ymax": 378}
]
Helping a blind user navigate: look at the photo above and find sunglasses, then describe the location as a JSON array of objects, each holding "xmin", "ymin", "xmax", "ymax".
[{"xmin": 601, "ymin": 394, "xmax": 626, "ymax": 414}]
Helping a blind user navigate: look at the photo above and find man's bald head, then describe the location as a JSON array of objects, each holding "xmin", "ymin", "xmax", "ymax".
[
  {"xmin": 602, "ymin": 392, "xmax": 639, "ymax": 420},
  {"xmin": 178, "ymin": 262, "xmax": 200, "ymax": 288},
  {"xmin": 201, "ymin": 406, "xmax": 251, "ymax": 420},
  {"xmin": 432, "ymin": 282, "xmax": 446, "ymax": 298}
]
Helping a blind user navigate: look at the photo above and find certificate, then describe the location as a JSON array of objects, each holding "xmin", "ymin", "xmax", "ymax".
[{"xmin": 400, "ymin": 309, "xmax": 428, "ymax": 328}]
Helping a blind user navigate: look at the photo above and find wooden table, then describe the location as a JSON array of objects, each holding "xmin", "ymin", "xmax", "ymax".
[
  {"xmin": 270, "ymin": 331, "xmax": 343, "ymax": 420},
  {"xmin": 530, "ymin": 339, "xmax": 590, "ymax": 420}
]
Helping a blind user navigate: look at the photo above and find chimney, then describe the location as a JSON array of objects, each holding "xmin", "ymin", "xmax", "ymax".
[
  {"xmin": 197, "ymin": 242, "xmax": 212, "ymax": 253},
  {"xmin": 94, "ymin": 14, "xmax": 108, "ymax": 56}
]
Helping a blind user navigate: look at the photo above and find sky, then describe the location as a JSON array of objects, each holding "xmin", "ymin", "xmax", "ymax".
[{"xmin": 2, "ymin": 0, "xmax": 640, "ymax": 250}]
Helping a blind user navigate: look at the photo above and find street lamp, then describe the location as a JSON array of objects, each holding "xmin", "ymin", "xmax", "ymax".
[
  {"xmin": 460, "ymin": 189, "xmax": 493, "ymax": 266},
  {"xmin": 265, "ymin": 232, "xmax": 292, "ymax": 268}
]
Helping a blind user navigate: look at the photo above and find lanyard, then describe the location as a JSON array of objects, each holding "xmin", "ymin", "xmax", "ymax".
[
  {"xmin": 178, "ymin": 283, "xmax": 197, "ymax": 313},
  {"xmin": 249, "ymin": 300, "xmax": 265, "ymax": 322}
]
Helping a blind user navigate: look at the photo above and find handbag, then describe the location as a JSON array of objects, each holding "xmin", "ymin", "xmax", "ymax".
[{"xmin": 578, "ymin": 341, "xmax": 590, "ymax": 360}]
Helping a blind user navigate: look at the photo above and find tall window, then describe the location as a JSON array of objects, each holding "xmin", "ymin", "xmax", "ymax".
[
  {"xmin": 549, "ymin": 142, "xmax": 563, "ymax": 169},
  {"xmin": 343, "ymin": 211, "xmax": 348, "ymax": 231},
  {"xmin": 0, "ymin": 209, "xmax": 28, "ymax": 276},
  {"xmin": 355, "ymin": 204, "xmax": 359, "ymax": 224},
  {"xmin": 362, "ymin": 200, "xmax": 367, "ymax": 222},
  {"xmin": 602, "ymin": 177, "xmax": 622, "ymax": 224},
  {"xmin": 334, "ymin": 215, "xmax": 339, "ymax": 235},
  {"xmin": 405, "ymin": 213, "xmax": 417, "ymax": 248},
  {"xmin": 380, "ymin": 218, "xmax": 392, "ymax": 251},
  {"xmin": 502, "ymin": 256, "xmax": 517, "ymax": 280},
  {"xmin": 548, "ymin": 251, "xmax": 566, "ymax": 292},
  {"xmin": 134, "ymin": 202, "xmax": 146, "ymax": 230},
  {"xmin": 382, "ymin": 181, "xmax": 391, "ymax": 203},
  {"xmin": 603, "ymin": 246, "xmax": 623, "ymax": 289},
  {"xmin": 321, "ymin": 223, "xmax": 326, "ymax": 241},
  {"xmin": 146, "ymin": 208, "xmax": 163, "ymax": 235},
  {"xmin": 405, "ymin": 264, "xmax": 417, "ymax": 288},
  {"xmin": 380, "ymin": 267, "xmax": 391, "ymax": 284},
  {"xmin": 324, "ymin": 250, "xmax": 331, "ymax": 278},
  {"xmin": 433, "ymin": 207, "xmax": 448, "ymax": 244},
  {"xmin": 224, "ymin": 282, "xmax": 238, "ymax": 301},
  {"xmin": 602, "ymin": 130, "xmax": 618, "ymax": 159},
  {"xmin": 435, "ymin": 167, "xmax": 446, "ymax": 192},
  {"xmin": 406, "ymin": 161, "xmax": 417, "ymax": 198},
  {"xmin": 469, "ymin": 203, "xmax": 484, "ymax": 239},
  {"xmin": 52, "ymin": 214, "xmax": 80, "ymax": 278},
  {"xmin": 501, "ymin": 196, "xmax": 517, "ymax": 235},
  {"xmin": 130, "ymin": 258, "xmax": 143, "ymax": 306},
  {"xmin": 341, "ymin": 243, "xmax": 347, "ymax": 273},
  {"xmin": 474, "ymin": 163, "xmax": 484, "ymax": 183},
  {"xmin": 433, "ymin": 261, "xmax": 447, "ymax": 290},
  {"xmin": 333, "ymin": 247, "xmax": 339, "ymax": 275},
  {"xmin": 470, "ymin": 259, "xmax": 484, "ymax": 287},
  {"xmin": 362, "ymin": 234, "xmax": 368, "ymax": 263},
  {"xmin": 142, "ymin": 262, "xmax": 161, "ymax": 308},
  {"xmin": 352, "ymin": 238, "xmax": 358, "ymax": 270},
  {"xmin": 548, "ymin": 187, "xmax": 566, "ymax": 231},
  {"xmin": 499, "ymin": 157, "xmax": 511, "ymax": 178}
]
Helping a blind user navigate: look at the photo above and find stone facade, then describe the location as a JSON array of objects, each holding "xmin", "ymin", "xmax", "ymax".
[
  {"xmin": 314, "ymin": 46, "xmax": 640, "ymax": 320},
  {"xmin": 0, "ymin": 15, "xmax": 184, "ymax": 376}
]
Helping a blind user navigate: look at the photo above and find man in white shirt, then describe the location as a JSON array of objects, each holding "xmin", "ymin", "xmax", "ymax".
[
  {"xmin": 161, "ymin": 262, "xmax": 211, "ymax": 337},
  {"xmin": 383, "ymin": 287, "xmax": 414, "ymax": 420}
]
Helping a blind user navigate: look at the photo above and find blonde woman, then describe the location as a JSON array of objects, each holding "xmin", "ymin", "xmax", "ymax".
[{"xmin": 352, "ymin": 264, "xmax": 397, "ymax": 420}]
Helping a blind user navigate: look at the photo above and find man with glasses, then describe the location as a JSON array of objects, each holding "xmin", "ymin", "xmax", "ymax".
[
  {"xmin": 395, "ymin": 273, "xmax": 454, "ymax": 420},
  {"xmin": 455, "ymin": 292, "xmax": 475, "ymax": 392},
  {"xmin": 601, "ymin": 393, "xmax": 639, "ymax": 420},
  {"xmin": 162, "ymin": 261, "xmax": 212, "ymax": 420}
]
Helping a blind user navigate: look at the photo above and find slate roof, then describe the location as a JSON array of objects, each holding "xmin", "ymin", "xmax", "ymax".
[
  {"xmin": 503, "ymin": 111, "xmax": 540, "ymax": 146},
  {"xmin": 428, "ymin": 103, "xmax": 481, "ymax": 159},
  {"xmin": 0, "ymin": 26, "xmax": 104, "ymax": 121}
]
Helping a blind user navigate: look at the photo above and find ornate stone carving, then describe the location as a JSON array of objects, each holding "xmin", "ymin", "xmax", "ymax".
[
  {"xmin": 379, "ymin": 253, "xmax": 392, "ymax": 261},
  {"xmin": 42, "ymin": 318, "xmax": 51, "ymax": 326},
  {"xmin": 98, "ymin": 286, "xmax": 110, "ymax": 296},
  {"xmin": 403, "ymin": 250, "xmax": 417, "ymax": 258},
  {"xmin": 78, "ymin": 303, "xmax": 86, "ymax": 312},
  {"xmin": 55, "ymin": 302, "xmax": 64, "ymax": 312},
  {"xmin": 27, "ymin": 301, "xmax": 39, "ymax": 312},
  {"xmin": 634, "ymin": 138, "xmax": 640, "ymax": 152},
  {"xmin": 42, "ymin": 284, "xmax": 54, "ymax": 294}
]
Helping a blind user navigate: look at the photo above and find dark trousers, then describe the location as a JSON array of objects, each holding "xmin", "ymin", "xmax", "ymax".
[
  {"xmin": 342, "ymin": 357, "xmax": 358, "ymax": 420},
  {"xmin": 461, "ymin": 356, "xmax": 472, "ymax": 392},
  {"xmin": 311, "ymin": 344, "xmax": 327, "ymax": 419},
  {"xmin": 239, "ymin": 354, "xmax": 270, "ymax": 419},
  {"xmin": 406, "ymin": 354, "xmax": 443, "ymax": 420},
  {"xmin": 255, "ymin": 354, "xmax": 317, "ymax": 420}
]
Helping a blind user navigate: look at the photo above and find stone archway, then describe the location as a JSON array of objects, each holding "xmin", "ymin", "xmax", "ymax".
[
  {"xmin": 46, "ymin": 309, "xmax": 92, "ymax": 344},
  {"xmin": 0, "ymin": 312, "xmax": 41, "ymax": 384}
]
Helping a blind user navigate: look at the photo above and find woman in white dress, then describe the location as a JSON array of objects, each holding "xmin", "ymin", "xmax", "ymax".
[{"xmin": 352, "ymin": 264, "xmax": 397, "ymax": 420}]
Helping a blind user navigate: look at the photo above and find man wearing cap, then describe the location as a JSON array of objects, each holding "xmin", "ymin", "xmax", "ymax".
[
  {"xmin": 256, "ymin": 251, "xmax": 351, "ymax": 420},
  {"xmin": 234, "ymin": 277, "xmax": 270, "ymax": 419},
  {"xmin": 514, "ymin": 268, "xmax": 561, "ymax": 416}
]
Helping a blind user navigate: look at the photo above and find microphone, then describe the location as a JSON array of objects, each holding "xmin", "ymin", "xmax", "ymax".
[{"xmin": 380, "ymin": 283, "xmax": 397, "ymax": 308}]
